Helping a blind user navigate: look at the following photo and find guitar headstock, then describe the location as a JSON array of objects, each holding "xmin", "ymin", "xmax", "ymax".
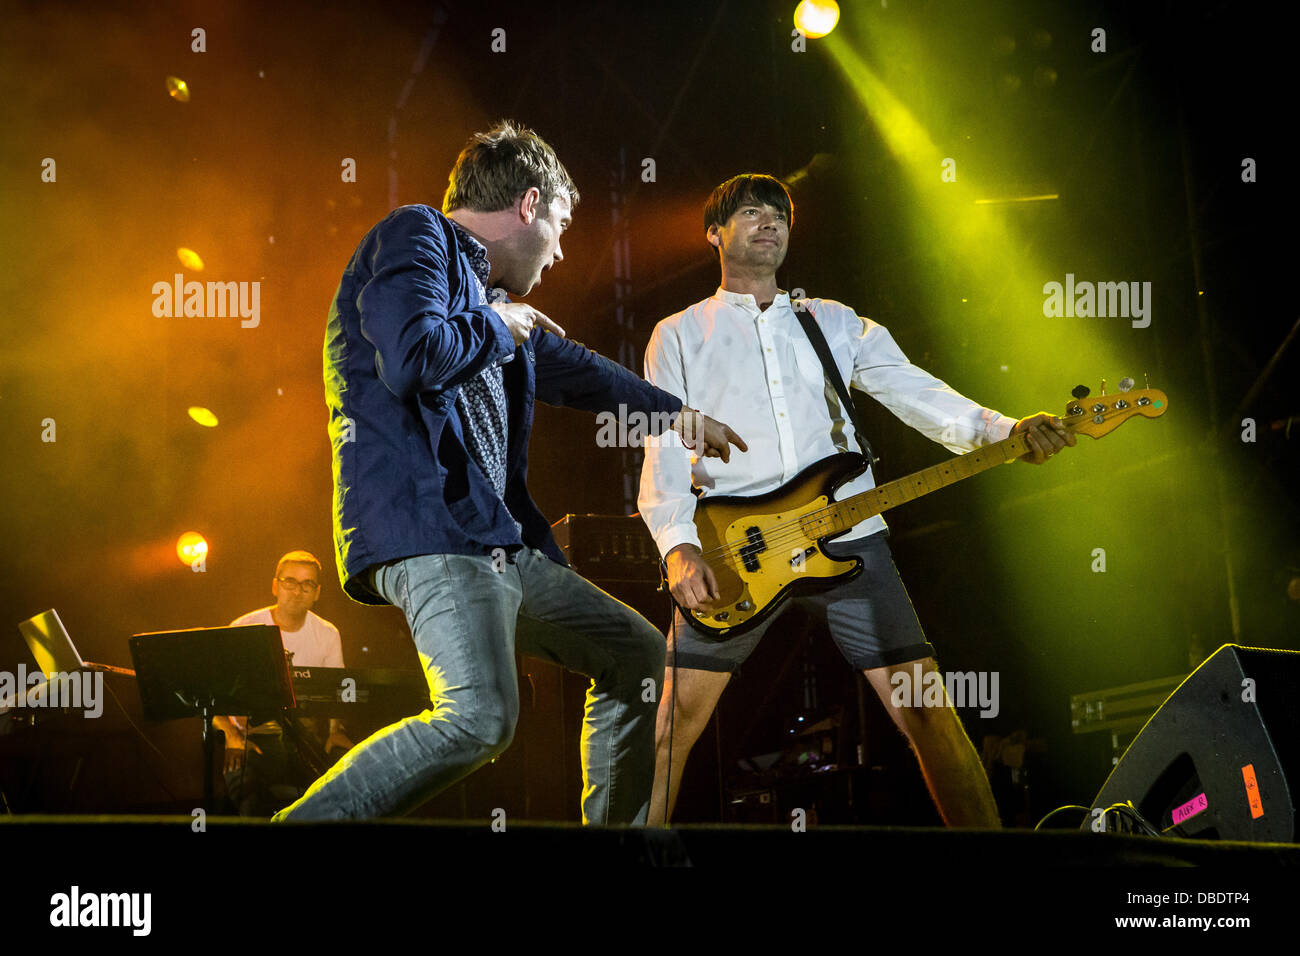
[{"xmin": 1064, "ymin": 377, "xmax": 1168, "ymax": 439}]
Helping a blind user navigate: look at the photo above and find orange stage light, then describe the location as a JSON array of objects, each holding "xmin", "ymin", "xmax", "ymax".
[
  {"xmin": 165, "ymin": 76, "xmax": 190, "ymax": 102},
  {"xmin": 176, "ymin": 532, "xmax": 208, "ymax": 567}
]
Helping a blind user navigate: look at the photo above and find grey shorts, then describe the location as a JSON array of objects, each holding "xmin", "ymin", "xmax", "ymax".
[{"xmin": 666, "ymin": 531, "xmax": 937, "ymax": 673}]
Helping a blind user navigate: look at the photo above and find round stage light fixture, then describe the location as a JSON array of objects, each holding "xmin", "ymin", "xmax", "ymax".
[
  {"xmin": 176, "ymin": 532, "xmax": 209, "ymax": 568},
  {"xmin": 794, "ymin": 0, "xmax": 839, "ymax": 39}
]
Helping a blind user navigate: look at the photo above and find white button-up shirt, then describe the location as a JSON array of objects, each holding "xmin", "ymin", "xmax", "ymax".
[{"xmin": 637, "ymin": 288, "xmax": 1016, "ymax": 558}]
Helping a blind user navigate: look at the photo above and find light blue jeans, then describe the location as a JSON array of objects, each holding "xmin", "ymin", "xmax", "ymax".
[{"xmin": 271, "ymin": 548, "xmax": 665, "ymax": 824}]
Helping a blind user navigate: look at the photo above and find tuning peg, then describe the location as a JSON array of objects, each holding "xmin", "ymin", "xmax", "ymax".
[
  {"xmin": 1071, "ymin": 384, "xmax": 1090, "ymax": 400},
  {"xmin": 1118, "ymin": 377, "xmax": 1134, "ymax": 393}
]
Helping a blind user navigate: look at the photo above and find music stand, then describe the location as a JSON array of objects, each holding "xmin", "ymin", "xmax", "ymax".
[{"xmin": 128, "ymin": 625, "xmax": 295, "ymax": 811}]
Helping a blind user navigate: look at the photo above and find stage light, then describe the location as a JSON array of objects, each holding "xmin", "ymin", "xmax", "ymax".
[
  {"xmin": 794, "ymin": 0, "xmax": 839, "ymax": 39},
  {"xmin": 165, "ymin": 76, "xmax": 190, "ymax": 103},
  {"xmin": 783, "ymin": 152, "xmax": 837, "ymax": 188},
  {"xmin": 176, "ymin": 247, "xmax": 205, "ymax": 271},
  {"xmin": 176, "ymin": 532, "xmax": 208, "ymax": 567},
  {"xmin": 973, "ymin": 193, "xmax": 1059, "ymax": 205},
  {"xmin": 821, "ymin": 7, "xmax": 1230, "ymax": 684},
  {"xmin": 187, "ymin": 407, "xmax": 219, "ymax": 428}
]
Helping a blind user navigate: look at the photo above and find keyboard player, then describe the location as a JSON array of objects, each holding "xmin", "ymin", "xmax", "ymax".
[{"xmin": 217, "ymin": 550, "xmax": 355, "ymax": 815}]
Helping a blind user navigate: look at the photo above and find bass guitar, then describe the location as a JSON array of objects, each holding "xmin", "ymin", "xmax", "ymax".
[{"xmin": 674, "ymin": 382, "xmax": 1168, "ymax": 637}]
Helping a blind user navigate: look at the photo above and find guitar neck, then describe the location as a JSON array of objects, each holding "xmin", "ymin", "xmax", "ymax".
[{"xmin": 801, "ymin": 430, "xmax": 1038, "ymax": 538}]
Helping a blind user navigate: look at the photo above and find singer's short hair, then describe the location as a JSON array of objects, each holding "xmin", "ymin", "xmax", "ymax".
[{"xmin": 442, "ymin": 120, "xmax": 579, "ymax": 215}]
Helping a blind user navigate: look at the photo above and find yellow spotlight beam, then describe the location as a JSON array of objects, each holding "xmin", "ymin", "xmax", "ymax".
[
  {"xmin": 821, "ymin": 25, "xmax": 1071, "ymax": 348},
  {"xmin": 973, "ymin": 194, "xmax": 1060, "ymax": 205},
  {"xmin": 818, "ymin": 13, "xmax": 1217, "ymax": 676}
]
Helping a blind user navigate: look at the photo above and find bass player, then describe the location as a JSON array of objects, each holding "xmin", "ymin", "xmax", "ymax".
[{"xmin": 637, "ymin": 174, "xmax": 1074, "ymax": 827}]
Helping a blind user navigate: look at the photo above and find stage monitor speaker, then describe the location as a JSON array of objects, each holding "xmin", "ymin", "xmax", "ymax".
[{"xmin": 1085, "ymin": 644, "xmax": 1299, "ymax": 842}]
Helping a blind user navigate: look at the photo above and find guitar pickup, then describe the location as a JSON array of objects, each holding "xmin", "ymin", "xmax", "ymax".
[{"xmin": 739, "ymin": 526, "xmax": 767, "ymax": 573}]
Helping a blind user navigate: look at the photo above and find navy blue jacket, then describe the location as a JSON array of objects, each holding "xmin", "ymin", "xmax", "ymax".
[{"xmin": 324, "ymin": 205, "xmax": 682, "ymax": 605}]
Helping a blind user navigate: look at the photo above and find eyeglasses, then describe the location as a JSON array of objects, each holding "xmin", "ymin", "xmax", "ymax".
[{"xmin": 276, "ymin": 577, "xmax": 320, "ymax": 593}]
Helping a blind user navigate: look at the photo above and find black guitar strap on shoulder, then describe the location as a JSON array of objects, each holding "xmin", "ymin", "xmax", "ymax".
[{"xmin": 793, "ymin": 300, "xmax": 880, "ymax": 468}]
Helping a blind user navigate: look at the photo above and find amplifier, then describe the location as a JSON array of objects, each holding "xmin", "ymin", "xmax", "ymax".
[
  {"xmin": 1071, "ymin": 672, "xmax": 1188, "ymax": 761},
  {"xmin": 1071, "ymin": 674, "xmax": 1189, "ymax": 736},
  {"xmin": 550, "ymin": 513, "xmax": 661, "ymax": 584}
]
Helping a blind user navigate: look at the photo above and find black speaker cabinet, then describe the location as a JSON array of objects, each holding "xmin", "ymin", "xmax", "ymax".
[{"xmin": 1085, "ymin": 644, "xmax": 1299, "ymax": 842}]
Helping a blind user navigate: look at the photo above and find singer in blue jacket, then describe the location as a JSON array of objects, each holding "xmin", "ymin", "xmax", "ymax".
[{"xmin": 272, "ymin": 122, "xmax": 745, "ymax": 825}]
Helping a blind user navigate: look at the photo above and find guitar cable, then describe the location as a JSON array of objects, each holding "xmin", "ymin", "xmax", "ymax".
[
  {"xmin": 656, "ymin": 547, "xmax": 686, "ymax": 828},
  {"xmin": 663, "ymin": 607, "xmax": 676, "ymax": 827}
]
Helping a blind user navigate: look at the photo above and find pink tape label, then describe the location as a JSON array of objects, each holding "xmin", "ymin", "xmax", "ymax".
[{"xmin": 1171, "ymin": 792, "xmax": 1208, "ymax": 825}]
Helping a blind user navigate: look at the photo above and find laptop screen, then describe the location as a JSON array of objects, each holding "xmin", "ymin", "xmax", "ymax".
[{"xmin": 17, "ymin": 609, "xmax": 83, "ymax": 678}]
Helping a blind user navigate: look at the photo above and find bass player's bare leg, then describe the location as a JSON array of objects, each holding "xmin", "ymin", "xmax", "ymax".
[{"xmin": 648, "ymin": 665, "xmax": 730, "ymax": 825}]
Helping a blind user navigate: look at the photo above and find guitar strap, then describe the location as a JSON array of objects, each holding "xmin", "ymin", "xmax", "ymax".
[{"xmin": 792, "ymin": 301, "xmax": 880, "ymax": 468}]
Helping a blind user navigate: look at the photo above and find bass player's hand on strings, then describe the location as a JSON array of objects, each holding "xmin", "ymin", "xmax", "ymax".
[{"xmin": 665, "ymin": 543, "xmax": 719, "ymax": 612}]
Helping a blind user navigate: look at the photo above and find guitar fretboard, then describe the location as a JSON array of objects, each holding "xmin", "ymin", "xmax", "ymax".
[{"xmin": 799, "ymin": 432, "xmax": 1034, "ymax": 537}]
